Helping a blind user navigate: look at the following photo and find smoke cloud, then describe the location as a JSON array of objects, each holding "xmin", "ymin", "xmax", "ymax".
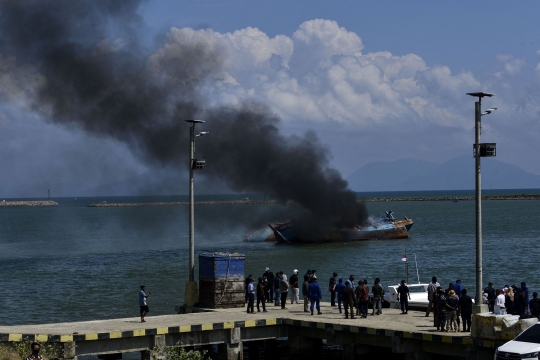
[{"xmin": 0, "ymin": 0, "xmax": 367, "ymax": 233}]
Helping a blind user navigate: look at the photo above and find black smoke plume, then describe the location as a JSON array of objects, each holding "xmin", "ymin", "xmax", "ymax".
[{"xmin": 0, "ymin": 0, "xmax": 368, "ymax": 235}]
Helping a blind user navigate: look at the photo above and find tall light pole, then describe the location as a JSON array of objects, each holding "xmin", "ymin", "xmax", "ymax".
[
  {"xmin": 466, "ymin": 92, "xmax": 497, "ymax": 312},
  {"xmin": 184, "ymin": 119, "xmax": 207, "ymax": 307}
]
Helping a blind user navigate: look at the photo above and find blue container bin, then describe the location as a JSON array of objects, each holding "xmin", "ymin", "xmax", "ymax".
[{"xmin": 198, "ymin": 253, "xmax": 245, "ymax": 308}]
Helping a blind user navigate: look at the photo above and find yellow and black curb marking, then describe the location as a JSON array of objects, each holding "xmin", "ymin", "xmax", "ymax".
[
  {"xmin": 0, "ymin": 318, "xmax": 496, "ymax": 348},
  {"xmin": 0, "ymin": 318, "xmax": 278, "ymax": 343}
]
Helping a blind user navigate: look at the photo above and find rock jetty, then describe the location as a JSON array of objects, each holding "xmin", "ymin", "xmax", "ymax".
[
  {"xmin": 88, "ymin": 200, "xmax": 293, "ymax": 207},
  {"xmin": 0, "ymin": 200, "xmax": 58, "ymax": 206},
  {"xmin": 361, "ymin": 194, "xmax": 540, "ymax": 202},
  {"xmin": 87, "ymin": 194, "xmax": 540, "ymax": 207}
]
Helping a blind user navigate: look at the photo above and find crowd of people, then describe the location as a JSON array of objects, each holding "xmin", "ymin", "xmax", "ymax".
[
  {"xmin": 245, "ymin": 269, "xmax": 540, "ymax": 332},
  {"xmin": 245, "ymin": 268, "xmax": 392, "ymax": 318},
  {"xmin": 425, "ymin": 277, "xmax": 540, "ymax": 333}
]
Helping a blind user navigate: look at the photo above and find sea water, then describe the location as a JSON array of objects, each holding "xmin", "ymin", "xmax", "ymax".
[{"xmin": 1, "ymin": 190, "xmax": 540, "ymax": 326}]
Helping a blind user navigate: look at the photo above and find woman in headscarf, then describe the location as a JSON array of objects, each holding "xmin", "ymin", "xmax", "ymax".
[{"xmin": 505, "ymin": 286, "xmax": 515, "ymax": 315}]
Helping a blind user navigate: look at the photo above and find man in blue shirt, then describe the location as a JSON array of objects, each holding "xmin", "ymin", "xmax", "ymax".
[
  {"xmin": 454, "ymin": 280, "xmax": 463, "ymax": 298},
  {"xmin": 139, "ymin": 285, "xmax": 152, "ymax": 323},
  {"xmin": 308, "ymin": 276, "xmax": 323, "ymax": 315}
]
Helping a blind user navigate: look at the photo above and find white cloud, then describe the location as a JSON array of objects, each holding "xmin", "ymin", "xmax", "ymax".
[
  {"xmin": 496, "ymin": 54, "xmax": 526, "ymax": 76},
  {"xmin": 150, "ymin": 19, "xmax": 540, "ymax": 168}
]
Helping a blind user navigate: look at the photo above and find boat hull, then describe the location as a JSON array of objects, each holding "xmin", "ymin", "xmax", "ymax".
[{"xmin": 268, "ymin": 217, "xmax": 412, "ymax": 244}]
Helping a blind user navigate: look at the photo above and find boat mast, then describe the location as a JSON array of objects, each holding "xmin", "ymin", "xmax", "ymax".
[{"xmin": 414, "ymin": 253, "xmax": 420, "ymax": 284}]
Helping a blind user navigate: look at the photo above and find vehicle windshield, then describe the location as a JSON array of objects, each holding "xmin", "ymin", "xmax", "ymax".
[
  {"xmin": 515, "ymin": 324, "xmax": 540, "ymax": 344},
  {"xmin": 408, "ymin": 285, "xmax": 427, "ymax": 293}
]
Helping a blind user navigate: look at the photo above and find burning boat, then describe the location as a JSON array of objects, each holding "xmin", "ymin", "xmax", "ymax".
[{"xmin": 267, "ymin": 211, "xmax": 413, "ymax": 244}]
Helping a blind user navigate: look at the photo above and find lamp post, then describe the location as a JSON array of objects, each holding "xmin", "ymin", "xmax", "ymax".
[
  {"xmin": 184, "ymin": 119, "xmax": 207, "ymax": 307},
  {"xmin": 466, "ymin": 92, "xmax": 497, "ymax": 312}
]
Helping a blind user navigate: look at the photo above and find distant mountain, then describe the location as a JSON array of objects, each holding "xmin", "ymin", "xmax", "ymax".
[{"xmin": 346, "ymin": 156, "xmax": 540, "ymax": 191}]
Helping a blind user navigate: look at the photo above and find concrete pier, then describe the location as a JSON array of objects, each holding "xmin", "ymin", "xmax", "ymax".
[{"xmin": 0, "ymin": 304, "xmax": 499, "ymax": 360}]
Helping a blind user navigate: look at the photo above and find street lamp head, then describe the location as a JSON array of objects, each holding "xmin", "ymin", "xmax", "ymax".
[
  {"xmin": 184, "ymin": 119, "xmax": 205, "ymax": 124},
  {"xmin": 466, "ymin": 92, "xmax": 495, "ymax": 98},
  {"xmin": 481, "ymin": 108, "xmax": 498, "ymax": 116}
]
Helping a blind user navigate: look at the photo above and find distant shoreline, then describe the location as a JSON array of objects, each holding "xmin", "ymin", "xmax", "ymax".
[
  {"xmin": 0, "ymin": 200, "xmax": 58, "ymax": 207},
  {"xmin": 87, "ymin": 194, "xmax": 540, "ymax": 207}
]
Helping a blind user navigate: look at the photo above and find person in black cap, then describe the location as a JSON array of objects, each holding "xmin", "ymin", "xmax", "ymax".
[
  {"xmin": 329, "ymin": 272, "xmax": 338, "ymax": 306},
  {"xmin": 397, "ymin": 280, "xmax": 411, "ymax": 314}
]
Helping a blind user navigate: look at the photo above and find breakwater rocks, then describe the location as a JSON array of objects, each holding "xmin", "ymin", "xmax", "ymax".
[
  {"xmin": 362, "ymin": 194, "xmax": 540, "ymax": 202},
  {"xmin": 88, "ymin": 194, "xmax": 540, "ymax": 207},
  {"xmin": 0, "ymin": 200, "xmax": 58, "ymax": 206},
  {"xmin": 88, "ymin": 200, "xmax": 294, "ymax": 207}
]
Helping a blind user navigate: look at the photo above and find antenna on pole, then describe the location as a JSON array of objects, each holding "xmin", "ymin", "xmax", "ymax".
[{"xmin": 414, "ymin": 253, "xmax": 420, "ymax": 284}]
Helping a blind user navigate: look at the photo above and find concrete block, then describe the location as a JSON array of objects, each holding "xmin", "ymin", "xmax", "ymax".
[
  {"xmin": 63, "ymin": 341, "xmax": 76, "ymax": 359},
  {"xmin": 229, "ymin": 327, "xmax": 241, "ymax": 344},
  {"xmin": 217, "ymin": 342, "xmax": 243, "ymax": 360},
  {"xmin": 153, "ymin": 335, "xmax": 166, "ymax": 349},
  {"xmin": 501, "ymin": 316, "xmax": 538, "ymax": 341},
  {"xmin": 474, "ymin": 313, "xmax": 538, "ymax": 340},
  {"xmin": 471, "ymin": 304, "xmax": 489, "ymax": 338},
  {"xmin": 184, "ymin": 281, "xmax": 199, "ymax": 307}
]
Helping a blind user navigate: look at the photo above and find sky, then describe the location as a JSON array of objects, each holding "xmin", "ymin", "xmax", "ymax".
[{"xmin": 1, "ymin": 0, "xmax": 540, "ymax": 197}]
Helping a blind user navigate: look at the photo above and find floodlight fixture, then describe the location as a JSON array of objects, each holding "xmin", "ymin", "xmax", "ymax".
[{"xmin": 184, "ymin": 119, "xmax": 205, "ymax": 124}]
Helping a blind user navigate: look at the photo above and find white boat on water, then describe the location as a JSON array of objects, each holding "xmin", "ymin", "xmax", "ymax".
[{"xmin": 384, "ymin": 283, "xmax": 430, "ymax": 309}]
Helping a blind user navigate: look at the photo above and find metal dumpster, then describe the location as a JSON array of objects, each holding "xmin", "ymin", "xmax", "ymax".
[{"xmin": 198, "ymin": 252, "xmax": 245, "ymax": 308}]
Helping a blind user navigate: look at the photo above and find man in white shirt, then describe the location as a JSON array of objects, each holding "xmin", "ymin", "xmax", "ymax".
[{"xmin": 494, "ymin": 289, "xmax": 506, "ymax": 315}]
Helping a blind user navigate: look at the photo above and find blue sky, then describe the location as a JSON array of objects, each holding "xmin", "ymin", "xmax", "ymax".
[{"xmin": 1, "ymin": 0, "xmax": 540, "ymax": 195}]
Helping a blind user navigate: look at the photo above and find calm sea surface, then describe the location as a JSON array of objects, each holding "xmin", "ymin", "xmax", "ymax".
[{"xmin": 2, "ymin": 189, "xmax": 540, "ymax": 326}]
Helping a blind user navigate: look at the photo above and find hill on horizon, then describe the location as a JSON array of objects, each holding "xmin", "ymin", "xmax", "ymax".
[{"xmin": 346, "ymin": 155, "xmax": 540, "ymax": 192}]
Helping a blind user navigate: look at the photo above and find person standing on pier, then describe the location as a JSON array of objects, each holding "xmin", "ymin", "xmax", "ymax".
[
  {"xmin": 454, "ymin": 280, "xmax": 463, "ymax": 297},
  {"xmin": 342, "ymin": 282, "xmax": 355, "ymax": 319},
  {"xmin": 308, "ymin": 276, "xmax": 322, "ymax": 315},
  {"xmin": 458, "ymin": 288, "xmax": 473, "ymax": 332},
  {"xmin": 329, "ymin": 272, "xmax": 338, "ymax": 307},
  {"xmin": 529, "ymin": 292, "xmax": 540, "ymax": 320},
  {"xmin": 445, "ymin": 290, "xmax": 459, "ymax": 332},
  {"xmin": 302, "ymin": 276, "xmax": 310, "ymax": 312},
  {"xmin": 425, "ymin": 276, "xmax": 440, "ymax": 318},
  {"xmin": 245, "ymin": 274, "xmax": 253, "ymax": 304},
  {"xmin": 335, "ymin": 278, "xmax": 345, "ymax": 313},
  {"xmin": 247, "ymin": 278, "xmax": 255, "ymax": 314},
  {"xmin": 26, "ymin": 342, "xmax": 44, "ymax": 360},
  {"xmin": 139, "ymin": 285, "xmax": 151, "ymax": 323},
  {"xmin": 397, "ymin": 280, "xmax": 411, "ymax": 314},
  {"xmin": 256, "ymin": 277, "xmax": 267, "ymax": 313},
  {"xmin": 279, "ymin": 273, "xmax": 289, "ymax": 309},
  {"xmin": 358, "ymin": 280, "xmax": 370, "ymax": 318},
  {"xmin": 435, "ymin": 287, "xmax": 447, "ymax": 332},
  {"xmin": 290, "ymin": 270, "xmax": 300, "ymax": 304},
  {"xmin": 371, "ymin": 278, "xmax": 383, "ymax": 315},
  {"xmin": 274, "ymin": 272, "xmax": 281, "ymax": 306},
  {"xmin": 263, "ymin": 268, "xmax": 274, "ymax": 303},
  {"xmin": 521, "ymin": 282, "xmax": 530, "ymax": 315},
  {"xmin": 484, "ymin": 282, "xmax": 496, "ymax": 312}
]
